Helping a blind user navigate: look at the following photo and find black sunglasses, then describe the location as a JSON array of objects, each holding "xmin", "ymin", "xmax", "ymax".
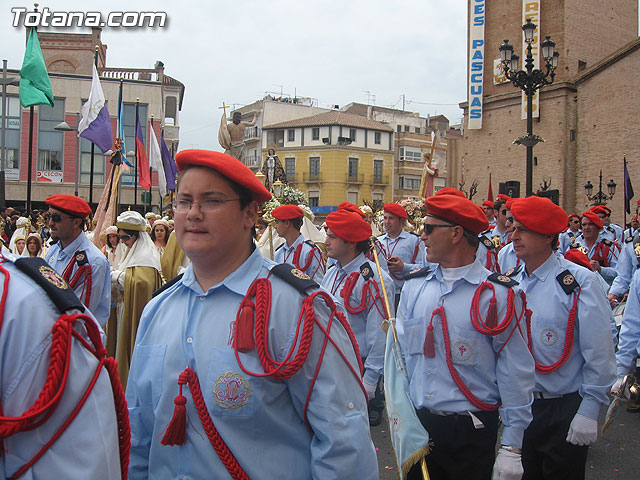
[
  {"xmin": 46, "ymin": 213, "xmax": 72, "ymax": 223},
  {"xmin": 119, "ymin": 234, "xmax": 133, "ymax": 241},
  {"xmin": 423, "ymin": 224, "xmax": 456, "ymax": 235},
  {"xmin": 501, "ymin": 209, "xmax": 508, "ymax": 215}
]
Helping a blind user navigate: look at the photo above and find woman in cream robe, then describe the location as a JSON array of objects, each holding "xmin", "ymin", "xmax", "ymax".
[{"xmin": 106, "ymin": 211, "xmax": 162, "ymax": 387}]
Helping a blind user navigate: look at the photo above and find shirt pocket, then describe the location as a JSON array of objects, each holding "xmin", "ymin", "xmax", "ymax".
[
  {"xmin": 447, "ymin": 324, "xmax": 480, "ymax": 367},
  {"xmin": 205, "ymin": 348, "xmax": 263, "ymax": 418},
  {"xmin": 401, "ymin": 316, "xmax": 426, "ymax": 376},
  {"xmin": 129, "ymin": 344, "xmax": 166, "ymax": 407}
]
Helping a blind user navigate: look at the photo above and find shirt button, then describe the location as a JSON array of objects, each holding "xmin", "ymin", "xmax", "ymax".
[
  {"xmin": 199, "ymin": 296, "xmax": 205, "ymax": 301},
  {"xmin": 187, "ymin": 337, "xmax": 193, "ymax": 343},
  {"xmin": 427, "ymin": 394, "xmax": 432, "ymax": 399},
  {"xmin": 428, "ymin": 369, "xmax": 434, "ymax": 375},
  {"xmin": 348, "ymin": 402, "xmax": 354, "ymax": 409}
]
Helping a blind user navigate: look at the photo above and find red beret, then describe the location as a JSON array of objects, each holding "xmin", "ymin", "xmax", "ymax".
[
  {"xmin": 637, "ymin": 199, "xmax": 640, "ymax": 207},
  {"xmin": 568, "ymin": 213, "xmax": 580, "ymax": 221},
  {"xmin": 564, "ymin": 249, "xmax": 593, "ymax": 271},
  {"xmin": 383, "ymin": 203, "xmax": 408, "ymax": 219},
  {"xmin": 272, "ymin": 205, "xmax": 304, "ymax": 220},
  {"xmin": 505, "ymin": 198, "xmax": 514, "ymax": 210},
  {"xmin": 509, "ymin": 197, "xmax": 568, "ymax": 235},
  {"xmin": 435, "ymin": 187, "xmax": 466, "ymax": 198},
  {"xmin": 175, "ymin": 149, "xmax": 272, "ymax": 204},
  {"xmin": 482, "ymin": 200, "xmax": 494, "ymax": 208},
  {"xmin": 45, "ymin": 194, "xmax": 92, "ymax": 218},
  {"xmin": 582, "ymin": 210, "xmax": 603, "ymax": 229},
  {"xmin": 337, "ymin": 202, "xmax": 366, "ymax": 218},
  {"xmin": 424, "ymin": 195, "xmax": 489, "ymax": 234},
  {"xmin": 590, "ymin": 205, "xmax": 610, "ymax": 216},
  {"xmin": 326, "ymin": 210, "xmax": 372, "ymax": 242},
  {"xmin": 496, "ymin": 194, "xmax": 511, "ymax": 202}
]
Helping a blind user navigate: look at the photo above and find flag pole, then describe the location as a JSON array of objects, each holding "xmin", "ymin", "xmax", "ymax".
[
  {"xmin": 369, "ymin": 237, "xmax": 430, "ymax": 479},
  {"xmin": 134, "ymin": 97, "xmax": 139, "ymax": 207},
  {"xmin": 149, "ymin": 115, "xmax": 153, "ymax": 214},
  {"xmin": 624, "ymin": 156, "xmax": 628, "ymax": 233},
  {"xmin": 89, "ymin": 46, "xmax": 98, "ymax": 207},
  {"xmin": 26, "ymin": 105, "xmax": 33, "ymax": 213}
]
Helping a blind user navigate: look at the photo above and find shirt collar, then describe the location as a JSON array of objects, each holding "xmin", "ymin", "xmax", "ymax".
[
  {"xmin": 339, "ymin": 252, "xmax": 367, "ymax": 274},
  {"xmin": 524, "ymin": 252, "xmax": 557, "ymax": 282},
  {"xmin": 182, "ymin": 246, "xmax": 265, "ymax": 296},
  {"xmin": 286, "ymin": 234, "xmax": 304, "ymax": 251},
  {"xmin": 61, "ymin": 232, "xmax": 86, "ymax": 257},
  {"xmin": 431, "ymin": 257, "xmax": 485, "ymax": 285}
]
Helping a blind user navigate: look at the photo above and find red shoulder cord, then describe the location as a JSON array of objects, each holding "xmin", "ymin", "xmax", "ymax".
[
  {"xmin": 485, "ymin": 250, "xmax": 500, "ymax": 273},
  {"xmin": 0, "ymin": 263, "xmax": 130, "ymax": 480},
  {"xmin": 423, "ymin": 282, "xmax": 525, "ymax": 411},
  {"xmin": 161, "ymin": 278, "xmax": 365, "ymax": 480},
  {"xmin": 61, "ymin": 254, "xmax": 93, "ymax": 307},
  {"xmin": 525, "ymin": 287, "xmax": 581, "ymax": 374},
  {"xmin": 292, "ymin": 244, "xmax": 324, "ymax": 277},
  {"xmin": 410, "ymin": 239, "xmax": 421, "ymax": 263},
  {"xmin": 340, "ymin": 272, "xmax": 387, "ymax": 319}
]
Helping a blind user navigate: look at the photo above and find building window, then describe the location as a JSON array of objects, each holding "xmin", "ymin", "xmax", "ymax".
[
  {"xmin": 309, "ymin": 156, "xmax": 320, "ymax": 178},
  {"xmin": 80, "ymin": 137, "xmax": 105, "ymax": 184},
  {"xmin": 288, "ymin": 129, "xmax": 295, "ymax": 142},
  {"xmin": 415, "ymin": 127, "xmax": 421, "ymax": 133},
  {"xmin": 347, "ymin": 191, "xmax": 358, "ymax": 204},
  {"xmin": 3, "ymin": 96, "xmax": 20, "ymax": 174},
  {"xmin": 309, "ymin": 192, "xmax": 319, "ymax": 207},
  {"xmin": 399, "ymin": 175, "xmax": 421, "ymax": 190},
  {"xmin": 285, "ymin": 157, "xmax": 295, "ymax": 179},
  {"xmin": 399, "ymin": 146, "xmax": 422, "ymax": 162},
  {"xmin": 404, "ymin": 125, "xmax": 409, "ymax": 132},
  {"xmin": 570, "ymin": 130, "xmax": 576, "ymax": 142},
  {"xmin": 374, "ymin": 132, "xmax": 381, "ymax": 144},
  {"xmin": 397, "ymin": 125, "xmax": 402, "ymax": 133},
  {"xmin": 120, "ymin": 103, "xmax": 148, "ymax": 185},
  {"xmin": 38, "ymin": 100, "xmax": 65, "ymax": 172},
  {"xmin": 312, "ymin": 127, "xmax": 320, "ymax": 140},
  {"xmin": 349, "ymin": 128, "xmax": 356, "ymax": 141},
  {"xmin": 373, "ymin": 159, "xmax": 383, "ymax": 181},
  {"xmin": 348, "ymin": 157, "xmax": 358, "ymax": 179}
]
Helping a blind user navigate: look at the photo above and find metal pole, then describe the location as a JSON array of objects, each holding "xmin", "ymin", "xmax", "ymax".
[
  {"xmin": 89, "ymin": 47, "xmax": 98, "ymax": 207},
  {"xmin": 597, "ymin": 170, "xmax": 603, "ymax": 206},
  {"xmin": 526, "ymin": 90, "xmax": 533, "ymax": 197},
  {"xmin": 75, "ymin": 112, "xmax": 80, "ymax": 196},
  {"xmin": 26, "ymin": 106, "xmax": 34, "ymax": 213},
  {"xmin": 1, "ymin": 60, "xmax": 8, "ymax": 208},
  {"xmin": 134, "ymin": 99, "xmax": 139, "ymax": 207},
  {"xmin": 148, "ymin": 116, "xmax": 153, "ymax": 213}
]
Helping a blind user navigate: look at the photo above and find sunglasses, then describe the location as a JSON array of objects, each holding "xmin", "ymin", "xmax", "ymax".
[
  {"xmin": 423, "ymin": 224, "xmax": 456, "ymax": 235},
  {"xmin": 506, "ymin": 216, "xmax": 514, "ymax": 223},
  {"xmin": 501, "ymin": 209, "xmax": 508, "ymax": 215},
  {"xmin": 46, "ymin": 213, "xmax": 72, "ymax": 223},
  {"xmin": 118, "ymin": 234, "xmax": 133, "ymax": 241}
]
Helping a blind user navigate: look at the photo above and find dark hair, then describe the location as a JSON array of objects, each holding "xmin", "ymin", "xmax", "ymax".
[
  {"xmin": 493, "ymin": 200, "xmax": 504, "ymax": 212},
  {"xmin": 151, "ymin": 224, "xmax": 169, "ymax": 243},
  {"xmin": 106, "ymin": 233, "xmax": 119, "ymax": 248},
  {"xmin": 355, "ymin": 239, "xmax": 372, "ymax": 254},
  {"xmin": 464, "ymin": 230, "xmax": 480, "ymax": 249},
  {"xmin": 291, "ymin": 217, "xmax": 303, "ymax": 231},
  {"xmin": 551, "ymin": 233, "xmax": 559, "ymax": 250}
]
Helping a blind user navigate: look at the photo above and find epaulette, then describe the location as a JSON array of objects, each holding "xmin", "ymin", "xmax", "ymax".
[
  {"xmin": 404, "ymin": 266, "xmax": 431, "ymax": 280},
  {"xmin": 75, "ymin": 250, "xmax": 89, "ymax": 266},
  {"xmin": 376, "ymin": 233, "xmax": 386, "ymax": 238},
  {"xmin": 602, "ymin": 239, "xmax": 612, "ymax": 247},
  {"xmin": 326, "ymin": 262, "xmax": 337, "ymax": 270},
  {"xmin": 14, "ymin": 257, "xmax": 84, "ymax": 314},
  {"xmin": 556, "ymin": 269, "xmax": 580, "ymax": 294},
  {"xmin": 481, "ymin": 228, "xmax": 493, "ymax": 235},
  {"xmin": 607, "ymin": 226, "xmax": 615, "ymax": 233},
  {"xmin": 359, "ymin": 262, "xmax": 373, "ymax": 280},
  {"xmin": 503, "ymin": 265, "xmax": 522, "ymax": 278},
  {"xmin": 270, "ymin": 263, "xmax": 318, "ymax": 294},
  {"xmin": 487, "ymin": 272, "xmax": 519, "ymax": 288},
  {"xmin": 305, "ymin": 239, "xmax": 321, "ymax": 251},
  {"xmin": 152, "ymin": 273, "xmax": 183, "ymax": 298},
  {"xmin": 479, "ymin": 235, "xmax": 495, "ymax": 250},
  {"xmin": 275, "ymin": 243, "xmax": 285, "ymax": 252},
  {"xmin": 626, "ymin": 236, "xmax": 634, "ymax": 243},
  {"xmin": 409, "ymin": 231, "xmax": 419, "ymax": 237}
]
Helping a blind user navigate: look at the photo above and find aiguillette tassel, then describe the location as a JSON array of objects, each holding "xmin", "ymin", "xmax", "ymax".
[
  {"xmin": 423, "ymin": 321, "xmax": 436, "ymax": 358},
  {"xmin": 486, "ymin": 297, "xmax": 498, "ymax": 329},
  {"xmin": 236, "ymin": 300, "xmax": 256, "ymax": 353}
]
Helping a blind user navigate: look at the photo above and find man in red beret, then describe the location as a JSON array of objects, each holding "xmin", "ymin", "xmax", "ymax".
[
  {"xmin": 126, "ymin": 150, "xmax": 377, "ymax": 479},
  {"xmin": 400, "ymin": 194, "xmax": 535, "ymax": 480},
  {"xmin": 44, "ymin": 194, "xmax": 111, "ymax": 328},
  {"xmin": 591, "ymin": 205, "xmax": 622, "ymax": 244},
  {"xmin": 482, "ymin": 200, "xmax": 496, "ymax": 227},
  {"xmin": 322, "ymin": 209, "xmax": 394, "ymax": 426},
  {"xmin": 508, "ymin": 196, "xmax": 615, "ymax": 479},
  {"xmin": 272, "ymin": 204, "xmax": 324, "ymax": 283},
  {"xmin": 490, "ymin": 199, "xmax": 510, "ymax": 248},
  {"xmin": 559, "ymin": 214, "xmax": 582, "ymax": 253},
  {"xmin": 378, "ymin": 202, "xmax": 425, "ymax": 307},
  {"xmin": 569, "ymin": 210, "xmax": 619, "ymax": 285}
]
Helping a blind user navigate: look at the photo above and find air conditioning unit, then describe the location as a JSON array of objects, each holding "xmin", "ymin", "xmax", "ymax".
[{"xmin": 322, "ymin": 137, "xmax": 330, "ymax": 144}]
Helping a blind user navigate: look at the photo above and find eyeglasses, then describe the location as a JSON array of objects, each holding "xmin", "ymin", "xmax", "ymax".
[
  {"xmin": 506, "ymin": 216, "xmax": 514, "ymax": 223},
  {"xmin": 570, "ymin": 219, "xmax": 580, "ymax": 223},
  {"xmin": 501, "ymin": 209, "xmax": 508, "ymax": 215},
  {"xmin": 173, "ymin": 198, "xmax": 240, "ymax": 213},
  {"xmin": 118, "ymin": 234, "xmax": 133, "ymax": 241},
  {"xmin": 46, "ymin": 213, "xmax": 73, "ymax": 223},
  {"xmin": 423, "ymin": 223, "xmax": 456, "ymax": 235}
]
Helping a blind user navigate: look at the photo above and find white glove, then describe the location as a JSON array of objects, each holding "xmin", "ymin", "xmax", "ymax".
[
  {"xmin": 363, "ymin": 381, "xmax": 377, "ymax": 400},
  {"xmin": 566, "ymin": 413, "xmax": 598, "ymax": 446},
  {"xmin": 491, "ymin": 448, "xmax": 523, "ymax": 480},
  {"xmin": 611, "ymin": 377, "xmax": 630, "ymax": 399}
]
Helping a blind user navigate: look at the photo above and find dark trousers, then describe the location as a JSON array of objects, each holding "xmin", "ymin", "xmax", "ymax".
[
  {"xmin": 522, "ymin": 392, "xmax": 589, "ymax": 480},
  {"xmin": 407, "ymin": 409, "xmax": 499, "ymax": 480},
  {"xmin": 368, "ymin": 376, "xmax": 385, "ymax": 414}
]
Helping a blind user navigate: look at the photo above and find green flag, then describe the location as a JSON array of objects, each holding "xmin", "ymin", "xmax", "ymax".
[{"xmin": 19, "ymin": 28, "xmax": 54, "ymax": 108}]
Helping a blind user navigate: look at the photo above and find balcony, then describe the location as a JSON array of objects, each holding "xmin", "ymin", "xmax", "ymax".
[
  {"xmin": 372, "ymin": 174, "xmax": 389, "ymax": 185},
  {"xmin": 244, "ymin": 152, "xmax": 260, "ymax": 168},
  {"xmin": 303, "ymin": 172, "xmax": 322, "ymax": 183},
  {"xmin": 347, "ymin": 173, "xmax": 364, "ymax": 184},
  {"xmin": 243, "ymin": 126, "xmax": 262, "ymax": 141}
]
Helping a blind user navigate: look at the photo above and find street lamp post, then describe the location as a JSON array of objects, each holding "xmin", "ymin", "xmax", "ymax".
[
  {"xmin": 499, "ymin": 19, "xmax": 559, "ymax": 197},
  {"xmin": 584, "ymin": 170, "xmax": 616, "ymax": 206},
  {"xmin": 54, "ymin": 116, "xmax": 80, "ymax": 196}
]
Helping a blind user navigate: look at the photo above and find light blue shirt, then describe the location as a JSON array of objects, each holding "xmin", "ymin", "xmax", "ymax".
[
  {"xmin": 45, "ymin": 232, "xmax": 111, "ymax": 327},
  {"xmin": 126, "ymin": 247, "xmax": 378, "ymax": 480},
  {"xmin": 616, "ymin": 268, "xmax": 640, "ymax": 376},
  {"xmin": 498, "ymin": 242, "xmax": 520, "ymax": 274},
  {"xmin": 514, "ymin": 253, "xmax": 616, "ymax": 420},
  {"xmin": 571, "ymin": 234, "xmax": 619, "ymax": 285},
  {"xmin": 322, "ymin": 252, "xmax": 395, "ymax": 385},
  {"xmin": 377, "ymin": 230, "xmax": 426, "ymax": 292},
  {"xmin": 558, "ymin": 229, "xmax": 580, "ymax": 254},
  {"xmin": 273, "ymin": 233, "xmax": 324, "ymax": 284},
  {"xmin": 476, "ymin": 233, "xmax": 500, "ymax": 272},
  {"xmin": 0, "ymin": 253, "xmax": 120, "ymax": 479},
  {"xmin": 397, "ymin": 259, "xmax": 535, "ymax": 448},
  {"xmin": 610, "ymin": 238, "xmax": 640, "ymax": 296}
]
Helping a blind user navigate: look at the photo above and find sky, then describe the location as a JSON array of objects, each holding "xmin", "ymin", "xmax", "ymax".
[{"xmin": 0, "ymin": 1, "xmax": 469, "ymax": 151}]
